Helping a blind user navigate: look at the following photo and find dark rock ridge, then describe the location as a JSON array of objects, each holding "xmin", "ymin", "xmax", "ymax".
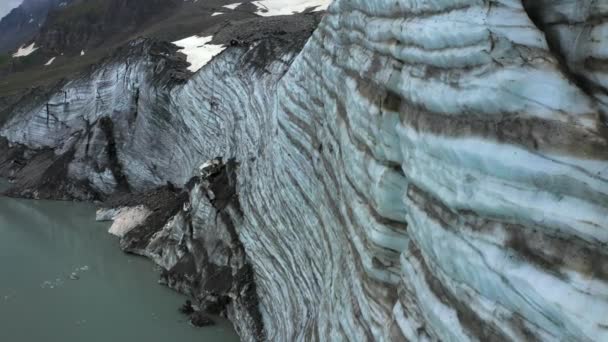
[
  {"xmin": 0, "ymin": 136, "xmax": 99, "ymax": 200},
  {"xmin": 2, "ymin": 1, "xmax": 608, "ymax": 341},
  {"xmin": 95, "ymin": 158, "xmax": 265, "ymax": 339},
  {"xmin": 36, "ymin": 0, "xmax": 182, "ymax": 54},
  {"xmin": 148, "ymin": 159, "xmax": 264, "ymax": 340},
  {"xmin": 189, "ymin": 311, "xmax": 215, "ymax": 327},
  {"xmin": 0, "ymin": 0, "xmax": 69, "ymax": 54}
]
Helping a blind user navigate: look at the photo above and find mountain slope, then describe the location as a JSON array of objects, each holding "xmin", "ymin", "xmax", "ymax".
[
  {"xmin": 0, "ymin": 0, "xmax": 68, "ymax": 54},
  {"xmin": 36, "ymin": 0, "xmax": 181, "ymax": 53},
  {"xmin": 0, "ymin": 0, "xmax": 260, "ymax": 96}
]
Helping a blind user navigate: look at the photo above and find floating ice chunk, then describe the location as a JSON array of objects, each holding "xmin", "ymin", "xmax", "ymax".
[
  {"xmin": 172, "ymin": 35, "xmax": 226, "ymax": 72},
  {"xmin": 252, "ymin": 0, "xmax": 329, "ymax": 16},
  {"xmin": 96, "ymin": 207, "xmax": 120, "ymax": 221},
  {"xmin": 41, "ymin": 278, "xmax": 64, "ymax": 289},
  {"xmin": 44, "ymin": 57, "xmax": 56, "ymax": 66},
  {"xmin": 12, "ymin": 42, "xmax": 38, "ymax": 57},
  {"xmin": 222, "ymin": 2, "xmax": 241, "ymax": 10},
  {"xmin": 79, "ymin": 265, "xmax": 90, "ymax": 272}
]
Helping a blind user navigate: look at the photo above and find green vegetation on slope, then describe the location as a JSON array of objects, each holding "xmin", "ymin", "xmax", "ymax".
[
  {"xmin": 0, "ymin": 54, "xmax": 9, "ymax": 67},
  {"xmin": 53, "ymin": 0, "xmax": 111, "ymax": 25}
]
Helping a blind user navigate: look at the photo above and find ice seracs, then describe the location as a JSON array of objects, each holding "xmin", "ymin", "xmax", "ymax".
[
  {"xmin": 252, "ymin": 0, "xmax": 329, "ymax": 16},
  {"xmin": 12, "ymin": 42, "xmax": 38, "ymax": 57},
  {"xmin": 172, "ymin": 35, "xmax": 226, "ymax": 72}
]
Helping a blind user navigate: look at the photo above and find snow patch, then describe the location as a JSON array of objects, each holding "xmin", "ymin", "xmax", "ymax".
[
  {"xmin": 252, "ymin": 0, "xmax": 329, "ymax": 16},
  {"xmin": 44, "ymin": 57, "xmax": 56, "ymax": 66},
  {"xmin": 80, "ymin": 50, "xmax": 85, "ymax": 56},
  {"xmin": 12, "ymin": 42, "xmax": 38, "ymax": 57},
  {"xmin": 211, "ymin": 12, "xmax": 223, "ymax": 16},
  {"xmin": 223, "ymin": 2, "xmax": 241, "ymax": 10},
  {"xmin": 172, "ymin": 35, "xmax": 226, "ymax": 72}
]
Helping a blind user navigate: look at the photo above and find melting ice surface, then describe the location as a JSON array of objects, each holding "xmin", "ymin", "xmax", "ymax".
[{"xmin": 0, "ymin": 180, "xmax": 238, "ymax": 342}]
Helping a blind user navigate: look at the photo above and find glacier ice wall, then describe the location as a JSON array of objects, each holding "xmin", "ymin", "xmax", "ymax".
[
  {"xmin": 278, "ymin": 1, "xmax": 608, "ymax": 340},
  {"xmin": 248, "ymin": 1, "xmax": 608, "ymax": 340},
  {"xmin": 2, "ymin": 1, "xmax": 608, "ymax": 341}
]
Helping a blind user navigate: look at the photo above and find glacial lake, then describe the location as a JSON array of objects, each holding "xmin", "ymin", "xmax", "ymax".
[{"xmin": 0, "ymin": 179, "xmax": 239, "ymax": 342}]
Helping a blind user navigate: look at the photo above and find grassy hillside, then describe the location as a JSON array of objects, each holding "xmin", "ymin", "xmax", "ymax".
[
  {"xmin": 0, "ymin": 54, "xmax": 10, "ymax": 67},
  {"xmin": 53, "ymin": 0, "xmax": 111, "ymax": 25}
]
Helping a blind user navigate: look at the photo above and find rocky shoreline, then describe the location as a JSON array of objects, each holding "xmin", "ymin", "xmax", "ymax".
[
  {"xmin": 0, "ymin": 145, "xmax": 265, "ymax": 340},
  {"xmin": 0, "ymin": 145, "xmax": 266, "ymax": 340},
  {"xmin": 97, "ymin": 158, "xmax": 265, "ymax": 340}
]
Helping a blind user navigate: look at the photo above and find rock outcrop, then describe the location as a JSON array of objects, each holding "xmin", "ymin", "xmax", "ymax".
[
  {"xmin": 35, "ymin": 0, "xmax": 182, "ymax": 54},
  {"xmin": 0, "ymin": 0, "xmax": 68, "ymax": 54},
  {"xmin": 1, "ymin": 0, "xmax": 607, "ymax": 341}
]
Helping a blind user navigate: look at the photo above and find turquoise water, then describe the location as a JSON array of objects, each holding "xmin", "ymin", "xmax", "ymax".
[{"xmin": 0, "ymin": 180, "xmax": 239, "ymax": 342}]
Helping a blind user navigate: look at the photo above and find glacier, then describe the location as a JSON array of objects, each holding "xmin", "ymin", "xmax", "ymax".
[{"xmin": 0, "ymin": 0, "xmax": 607, "ymax": 341}]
